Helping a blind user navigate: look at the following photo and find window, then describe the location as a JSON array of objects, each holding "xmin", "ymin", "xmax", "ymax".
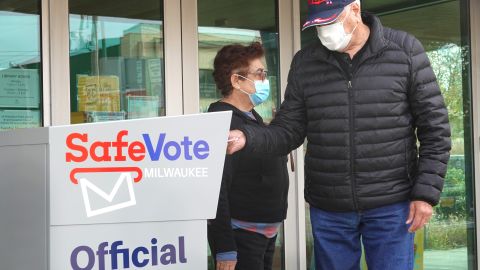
[
  {"xmin": 0, "ymin": 1, "xmax": 42, "ymax": 130},
  {"xmin": 69, "ymin": 0, "xmax": 165, "ymax": 124},
  {"xmin": 198, "ymin": 0, "xmax": 280, "ymax": 123}
]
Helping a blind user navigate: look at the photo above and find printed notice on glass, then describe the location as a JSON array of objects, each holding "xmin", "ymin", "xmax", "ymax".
[
  {"xmin": 85, "ymin": 111, "xmax": 126, "ymax": 123},
  {"xmin": 0, "ymin": 69, "xmax": 40, "ymax": 108},
  {"xmin": 127, "ymin": 95, "xmax": 160, "ymax": 119},
  {"xmin": 0, "ymin": 110, "xmax": 40, "ymax": 130}
]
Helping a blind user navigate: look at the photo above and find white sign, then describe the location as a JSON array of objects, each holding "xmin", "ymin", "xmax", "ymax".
[{"xmin": 49, "ymin": 112, "xmax": 231, "ymax": 226}]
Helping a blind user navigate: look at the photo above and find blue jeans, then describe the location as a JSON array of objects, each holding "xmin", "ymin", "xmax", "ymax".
[{"xmin": 310, "ymin": 201, "xmax": 414, "ymax": 270}]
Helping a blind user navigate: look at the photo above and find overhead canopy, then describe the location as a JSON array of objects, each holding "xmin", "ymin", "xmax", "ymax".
[
  {"xmin": 0, "ymin": 0, "xmax": 164, "ymax": 20},
  {"xmin": 0, "ymin": 0, "xmax": 464, "ymax": 52}
]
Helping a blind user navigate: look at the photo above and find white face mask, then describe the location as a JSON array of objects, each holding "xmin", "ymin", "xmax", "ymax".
[{"xmin": 316, "ymin": 7, "xmax": 358, "ymax": 52}]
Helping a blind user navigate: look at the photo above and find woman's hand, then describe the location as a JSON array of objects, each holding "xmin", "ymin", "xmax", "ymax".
[{"xmin": 217, "ymin": 260, "xmax": 237, "ymax": 270}]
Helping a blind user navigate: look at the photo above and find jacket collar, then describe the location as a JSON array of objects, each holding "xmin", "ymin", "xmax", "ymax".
[
  {"xmin": 360, "ymin": 12, "xmax": 389, "ymax": 56},
  {"xmin": 210, "ymin": 101, "xmax": 263, "ymax": 123}
]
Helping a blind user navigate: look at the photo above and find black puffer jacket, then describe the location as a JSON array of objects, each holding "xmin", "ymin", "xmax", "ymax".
[{"xmin": 240, "ymin": 13, "xmax": 451, "ymax": 212}]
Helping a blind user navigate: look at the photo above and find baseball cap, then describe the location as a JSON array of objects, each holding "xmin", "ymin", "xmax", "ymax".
[{"xmin": 302, "ymin": 0, "xmax": 356, "ymax": 30}]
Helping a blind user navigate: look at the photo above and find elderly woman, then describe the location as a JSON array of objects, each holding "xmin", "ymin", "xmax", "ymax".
[{"xmin": 207, "ymin": 42, "xmax": 289, "ymax": 270}]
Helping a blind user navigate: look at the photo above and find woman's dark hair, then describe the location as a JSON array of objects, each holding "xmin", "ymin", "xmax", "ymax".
[{"xmin": 212, "ymin": 42, "xmax": 265, "ymax": 97}]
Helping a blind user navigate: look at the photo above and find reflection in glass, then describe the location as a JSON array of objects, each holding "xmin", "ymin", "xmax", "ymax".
[
  {"xmin": 198, "ymin": 0, "xmax": 280, "ymax": 123},
  {"xmin": 0, "ymin": 1, "xmax": 42, "ymax": 130},
  {"xmin": 69, "ymin": 0, "xmax": 165, "ymax": 124},
  {"xmin": 198, "ymin": 1, "xmax": 284, "ymax": 269},
  {"xmin": 300, "ymin": 1, "xmax": 475, "ymax": 269}
]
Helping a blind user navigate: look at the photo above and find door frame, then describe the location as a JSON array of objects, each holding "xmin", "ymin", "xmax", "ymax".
[{"xmin": 470, "ymin": 0, "xmax": 480, "ymax": 266}]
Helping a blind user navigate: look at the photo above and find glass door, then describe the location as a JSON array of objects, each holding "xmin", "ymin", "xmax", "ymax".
[
  {"xmin": 68, "ymin": 0, "xmax": 165, "ymax": 124},
  {"xmin": 369, "ymin": 2, "xmax": 475, "ymax": 269},
  {"xmin": 197, "ymin": 0, "xmax": 285, "ymax": 269}
]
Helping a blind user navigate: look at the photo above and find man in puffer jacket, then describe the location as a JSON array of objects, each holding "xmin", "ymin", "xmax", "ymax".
[{"xmin": 226, "ymin": 0, "xmax": 451, "ymax": 269}]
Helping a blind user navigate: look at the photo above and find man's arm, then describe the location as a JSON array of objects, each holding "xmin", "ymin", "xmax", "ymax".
[
  {"xmin": 229, "ymin": 54, "xmax": 308, "ymax": 155},
  {"xmin": 408, "ymin": 36, "xmax": 451, "ymax": 206}
]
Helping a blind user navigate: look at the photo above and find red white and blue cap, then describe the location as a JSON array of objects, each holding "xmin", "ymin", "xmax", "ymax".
[{"xmin": 302, "ymin": 0, "xmax": 356, "ymax": 30}]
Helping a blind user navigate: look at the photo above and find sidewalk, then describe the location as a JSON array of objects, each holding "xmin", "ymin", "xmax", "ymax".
[{"xmin": 424, "ymin": 248, "xmax": 468, "ymax": 270}]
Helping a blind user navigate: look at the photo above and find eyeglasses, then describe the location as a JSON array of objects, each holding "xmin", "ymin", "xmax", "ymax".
[{"xmin": 247, "ymin": 69, "xmax": 268, "ymax": 81}]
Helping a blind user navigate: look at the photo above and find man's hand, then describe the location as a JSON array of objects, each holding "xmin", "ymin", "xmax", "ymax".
[
  {"xmin": 217, "ymin": 260, "xmax": 237, "ymax": 270},
  {"xmin": 406, "ymin": 200, "xmax": 433, "ymax": 233},
  {"xmin": 227, "ymin": 130, "xmax": 246, "ymax": 155}
]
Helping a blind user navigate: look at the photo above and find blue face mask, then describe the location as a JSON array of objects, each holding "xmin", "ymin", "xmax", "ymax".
[{"xmin": 235, "ymin": 75, "xmax": 270, "ymax": 106}]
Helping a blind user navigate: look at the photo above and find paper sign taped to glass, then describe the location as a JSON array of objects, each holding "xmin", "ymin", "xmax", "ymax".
[{"xmin": 0, "ymin": 69, "xmax": 40, "ymax": 108}]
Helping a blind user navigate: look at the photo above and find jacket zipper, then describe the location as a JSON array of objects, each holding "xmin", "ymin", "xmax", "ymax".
[
  {"xmin": 348, "ymin": 49, "xmax": 389, "ymax": 211},
  {"xmin": 347, "ymin": 80, "xmax": 359, "ymax": 211},
  {"xmin": 317, "ymin": 49, "xmax": 388, "ymax": 211},
  {"xmin": 404, "ymin": 138, "xmax": 411, "ymax": 181}
]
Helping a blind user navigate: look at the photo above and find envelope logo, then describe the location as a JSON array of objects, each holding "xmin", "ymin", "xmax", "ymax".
[{"xmin": 70, "ymin": 167, "xmax": 143, "ymax": 217}]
